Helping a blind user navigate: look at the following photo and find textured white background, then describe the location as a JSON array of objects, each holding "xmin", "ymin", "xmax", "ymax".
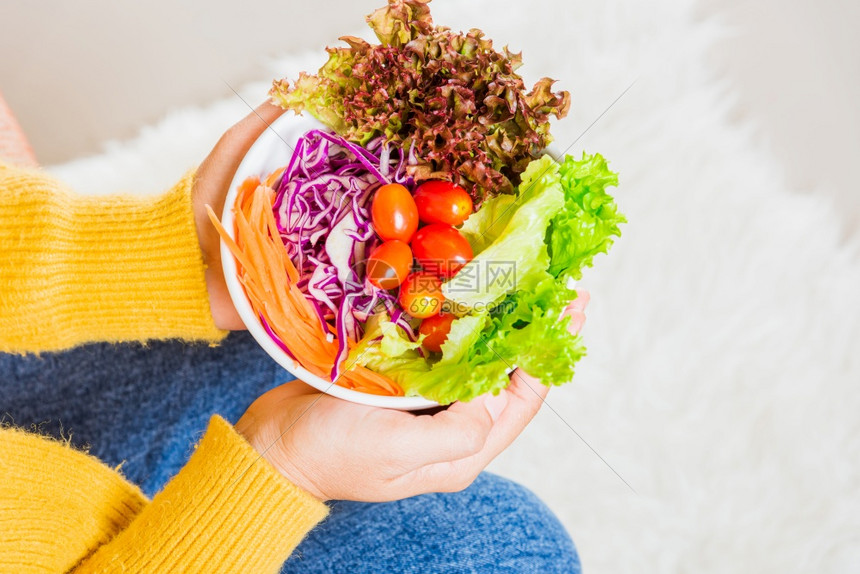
[
  {"xmin": 3, "ymin": 0, "xmax": 858, "ymax": 226},
  {"xmin": 5, "ymin": 1, "xmax": 860, "ymax": 571}
]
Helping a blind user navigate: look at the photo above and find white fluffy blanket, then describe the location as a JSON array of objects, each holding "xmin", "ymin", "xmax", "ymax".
[{"xmin": 50, "ymin": 1, "xmax": 860, "ymax": 571}]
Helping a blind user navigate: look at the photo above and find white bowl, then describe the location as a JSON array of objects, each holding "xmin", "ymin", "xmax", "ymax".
[{"xmin": 220, "ymin": 112, "xmax": 438, "ymax": 411}]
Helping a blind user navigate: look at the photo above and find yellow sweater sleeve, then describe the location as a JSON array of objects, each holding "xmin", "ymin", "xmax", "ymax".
[
  {"xmin": 0, "ymin": 163, "xmax": 329, "ymax": 571},
  {"xmin": 0, "ymin": 416, "xmax": 329, "ymax": 573},
  {"xmin": 0, "ymin": 162, "xmax": 226, "ymax": 352}
]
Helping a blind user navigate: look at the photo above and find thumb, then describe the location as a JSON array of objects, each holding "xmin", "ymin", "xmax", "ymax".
[{"xmin": 401, "ymin": 390, "xmax": 509, "ymax": 466}]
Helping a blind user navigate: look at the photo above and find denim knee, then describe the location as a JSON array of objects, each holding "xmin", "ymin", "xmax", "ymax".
[{"xmin": 282, "ymin": 471, "xmax": 580, "ymax": 573}]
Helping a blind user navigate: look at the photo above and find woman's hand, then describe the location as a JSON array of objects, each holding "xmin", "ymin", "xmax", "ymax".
[
  {"xmin": 192, "ymin": 102, "xmax": 284, "ymax": 330},
  {"xmin": 236, "ymin": 291, "xmax": 590, "ymax": 502}
]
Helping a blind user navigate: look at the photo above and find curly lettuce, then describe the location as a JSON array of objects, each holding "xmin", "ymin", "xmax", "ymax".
[
  {"xmin": 270, "ymin": 0, "xmax": 570, "ymax": 201},
  {"xmin": 548, "ymin": 153, "xmax": 626, "ymax": 280}
]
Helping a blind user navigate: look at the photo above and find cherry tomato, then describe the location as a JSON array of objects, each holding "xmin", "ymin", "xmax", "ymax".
[
  {"xmin": 371, "ymin": 183, "xmax": 419, "ymax": 242},
  {"xmin": 411, "ymin": 223, "xmax": 474, "ymax": 279},
  {"xmin": 419, "ymin": 312, "xmax": 456, "ymax": 353},
  {"xmin": 399, "ymin": 272, "xmax": 445, "ymax": 318},
  {"xmin": 366, "ymin": 240, "xmax": 413, "ymax": 290},
  {"xmin": 413, "ymin": 180, "xmax": 474, "ymax": 226}
]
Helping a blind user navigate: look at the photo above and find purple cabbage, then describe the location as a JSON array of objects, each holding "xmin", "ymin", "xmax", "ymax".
[{"xmin": 272, "ymin": 130, "xmax": 416, "ymax": 380}]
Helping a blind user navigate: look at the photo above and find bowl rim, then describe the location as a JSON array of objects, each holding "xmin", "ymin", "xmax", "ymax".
[{"xmin": 219, "ymin": 113, "xmax": 439, "ymax": 411}]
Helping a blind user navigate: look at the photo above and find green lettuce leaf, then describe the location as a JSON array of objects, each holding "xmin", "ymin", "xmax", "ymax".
[
  {"xmin": 481, "ymin": 277, "xmax": 586, "ymax": 385},
  {"xmin": 437, "ymin": 312, "xmax": 489, "ymax": 366},
  {"xmin": 347, "ymin": 315, "xmax": 426, "ymax": 381},
  {"xmin": 548, "ymin": 153, "xmax": 625, "ymax": 280},
  {"xmin": 458, "ymin": 193, "xmax": 517, "ymax": 254},
  {"xmin": 402, "ymin": 276, "xmax": 586, "ymax": 404},
  {"xmin": 346, "ymin": 315, "xmax": 509, "ymax": 403},
  {"xmin": 442, "ymin": 156, "xmax": 564, "ymax": 309},
  {"xmin": 269, "ymin": 49, "xmax": 356, "ymax": 134},
  {"xmin": 398, "ymin": 360, "xmax": 511, "ymax": 405},
  {"xmin": 378, "ymin": 319, "xmax": 424, "ymax": 356}
]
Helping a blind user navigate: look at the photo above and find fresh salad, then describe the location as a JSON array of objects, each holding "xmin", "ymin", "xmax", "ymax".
[{"xmin": 209, "ymin": 0, "xmax": 625, "ymax": 404}]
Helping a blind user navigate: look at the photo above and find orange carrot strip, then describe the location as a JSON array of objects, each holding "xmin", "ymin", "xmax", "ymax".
[
  {"xmin": 206, "ymin": 205, "xmax": 255, "ymax": 274},
  {"xmin": 239, "ymin": 175, "xmax": 261, "ymax": 197},
  {"xmin": 265, "ymin": 166, "xmax": 285, "ymax": 188},
  {"xmin": 342, "ymin": 366, "xmax": 404, "ymax": 396},
  {"xmin": 236, "ymin": 209, "xmax": 278, "ymax": 300},
  {"xmin": 259, "ymin": 187, "xmax": 299, "ymax": 285}
]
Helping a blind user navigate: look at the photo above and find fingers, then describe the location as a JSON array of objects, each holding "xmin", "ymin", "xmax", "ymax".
[
  {"xmin": 506, "ymin": 367, "xmax": 550, "ymax": 406},
  {"xmin": 567, "ymin": 289, "xmax": 590, "ymax": 312},
  {"xmin": 241, "ymin": 379, "xmax": 320, "ymax": 419},
  {"xmin": 393, "ymin": 391, "xmax": 507, "ymax": 467},
  {"xmin": 396, "ymin": 291, "xmax": 585, "ymax": 481},
  {"xmin": 226, "ymin": 101, "xmax": 285, "ymax": 147},
  {"xmin": 266, "ymin": 379, "xmax": 320, "ymax": 404},
  {"xmin": 194, "ymin": 101, "xmax": 286, "ymax": 330},
  {"xmin": 254, "ymin": 101, "xmax": 285, "ymax": 124},
  {"xmin": 0, "ymin": 92, "xmax": 38, "ymax": 167},
  {"xmin": 564, "ymin": 309, "xmax": 586, "ymax": 335},
  {"xmin": 482, "ymin": 368, "xmax": 547, "ymax": 442},
  {"xmin": 194, "ymin": 101, "xmax": 284, "ymax": 241},
  {"xmin": 563, "ymin": 289, "xmax": 590, "ymax": 335},
  {"xmin": 197, "ymin": 101, "xmax": 285, "ymax": 201},
  {"xmin": 396, "ymin": 369, "xmax": 548, "ymax": 495}
]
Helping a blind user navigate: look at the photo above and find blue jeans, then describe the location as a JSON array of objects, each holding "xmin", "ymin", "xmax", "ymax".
[{"xmin": 1, "ymin": 332, "xmax": 580, "ymax": 572}]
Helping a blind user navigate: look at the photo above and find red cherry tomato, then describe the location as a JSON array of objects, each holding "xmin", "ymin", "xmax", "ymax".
[
  {"xmin": 366, "ymin": 240, "xmax": 413, "ymax": 290},
  {"xmin": 413, "ymin": 180, "xmax": 474, "ymax": 226},
  {"xmin": 411, "ymin": 223, "xmax": 474, "ymax": 279},
  {"xmin": 371, "ymin": 183, "xmax": 419, "ymax": 242},
  {"xmin": 399, "ymin": 272, "xmax": 445, "ymax": 319},
  {"xmin": 419, "ymin": 312, "xmax": 456, "ymax": 353}
]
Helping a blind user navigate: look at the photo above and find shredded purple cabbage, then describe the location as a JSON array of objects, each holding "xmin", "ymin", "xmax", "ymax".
[{"xmin": 272, "ymin": 130, "xmax": 415, "ymax": 380}]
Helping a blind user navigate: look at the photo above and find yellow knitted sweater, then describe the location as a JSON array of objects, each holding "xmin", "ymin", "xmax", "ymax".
[{"xmin": 0, "ymin": 162, "xmax": 329, "ymax": 572}]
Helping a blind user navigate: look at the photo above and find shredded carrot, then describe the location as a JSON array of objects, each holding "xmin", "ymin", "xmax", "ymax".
[
  {"xmin": 207, "ymin": 177, "xmax": 404, "ymax": 397},
  {"xmin": 237, "ymin": 175, "xmax": 261, "ymax": 207},
  {"xmin": 341, "ymin": 365, "xmax": 404, "ymax": 396},
  {"xmin": 265, "ymin": 166, "xmax": 285, "ymax": 189}
]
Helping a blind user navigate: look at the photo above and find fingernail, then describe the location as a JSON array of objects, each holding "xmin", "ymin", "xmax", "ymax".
[{"xmin": 484, "ymin": 390, "xmax": 509, "ymax": 422}]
